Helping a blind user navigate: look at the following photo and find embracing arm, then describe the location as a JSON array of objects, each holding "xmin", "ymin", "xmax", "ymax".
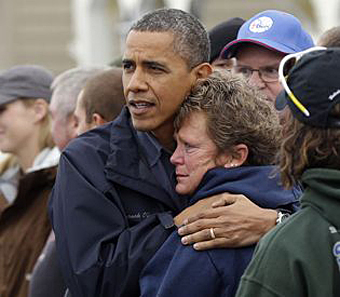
[
  {"xmin": 49, "ymin": 153, "xmax": 173, "ymax": 297},
  {"xmin": 175, "ymin": 193, "xmax": 277, "ymax": 250}
]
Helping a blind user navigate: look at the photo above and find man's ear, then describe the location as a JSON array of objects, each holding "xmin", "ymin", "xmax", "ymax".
[
  {"xmin": 193, "ymin": 62, "xmax": 213, "ymax": 80},
  {"xmin": 68, "ymin": 114, "xmax": 79, "ymax": 139},
  {"xmin": 92, "ymin": 113, "xmax": 107, "ymax": 127},
  {"xmin": 223, "ymin": 144, "xmax": 249, "ymax": 168}
]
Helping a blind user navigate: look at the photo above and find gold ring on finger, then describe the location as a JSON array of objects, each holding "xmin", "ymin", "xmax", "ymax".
[{"xmin": 209, "ymin": 227, "xmax": 216, "ymax": 239}]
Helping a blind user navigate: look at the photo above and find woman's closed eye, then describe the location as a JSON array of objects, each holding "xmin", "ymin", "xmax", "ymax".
[{"xmin": 184, "ymin": 142, "xmax": 195, "ymax": 152}]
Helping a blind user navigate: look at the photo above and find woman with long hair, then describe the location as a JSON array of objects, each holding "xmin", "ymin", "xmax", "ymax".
[{"xmin": 0, "ymin": 65, "xmax": 60, "ymax": 297}]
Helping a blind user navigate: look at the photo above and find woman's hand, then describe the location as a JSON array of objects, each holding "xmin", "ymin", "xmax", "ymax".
[{"xmin": 175, "ymin": 193, "xmax": 277, "ymax": 250}]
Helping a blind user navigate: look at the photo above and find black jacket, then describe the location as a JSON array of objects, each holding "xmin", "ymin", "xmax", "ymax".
[{"xmin": 49, "ymin": 108, "xmax": 185, "ymax": 297}]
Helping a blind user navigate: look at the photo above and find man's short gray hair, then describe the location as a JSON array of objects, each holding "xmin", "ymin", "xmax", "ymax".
[
  {"xmin": 129, "ymin": 8, "xmax": 210, "ymax": 69},
  {"xmin": 50, "ymin": 67, "xmax": 107, "ymax": 119}
]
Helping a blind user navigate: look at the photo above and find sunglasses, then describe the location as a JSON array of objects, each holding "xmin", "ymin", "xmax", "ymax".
[{"xmin": 278, "ymin": 46, "xmax": 327, "ymax": 117}]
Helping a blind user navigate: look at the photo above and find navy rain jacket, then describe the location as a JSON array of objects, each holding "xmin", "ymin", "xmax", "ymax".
[
  {"xmin": 49, "ymin": 108, "xmax": 187, "ymax": 297},
  {"xmin": 140, "ymin": 166, "xmax": 301, "ymax": 297}
]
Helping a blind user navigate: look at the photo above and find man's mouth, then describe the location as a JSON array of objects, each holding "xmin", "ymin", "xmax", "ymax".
[
  {"xmin": 129, "ymin": 100, "xmax": 155, "ymax": 109},
  {"xmin": 127, "ymin": 99, "xmax": 156, "ymax": 116},
  {"xmin": 128, "ymin": 100, "xmax": 156, "ymax": 115}
]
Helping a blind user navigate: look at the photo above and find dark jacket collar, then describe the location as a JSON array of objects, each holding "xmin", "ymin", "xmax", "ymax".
[
  {"xmin": 104, "ymin": 107, "xmax": 179, "ymax": 211},
  {"xmin": 192, "ymin": 166, "xmax": 301, "ymax": 211}
]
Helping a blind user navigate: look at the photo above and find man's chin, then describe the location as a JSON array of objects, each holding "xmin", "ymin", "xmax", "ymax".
[{"xmin": 131, "ymin": 121, "xmax": 153, "ymax": 132}]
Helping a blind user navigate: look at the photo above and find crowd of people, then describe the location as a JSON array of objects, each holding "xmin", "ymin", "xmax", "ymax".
[{"xmin": 0, "ymin": 6, "xmax": 339, "ymax": 297}]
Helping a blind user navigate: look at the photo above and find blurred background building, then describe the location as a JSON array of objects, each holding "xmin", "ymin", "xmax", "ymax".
[{"xmin": 0, "ymin": 0, "xmax": 338, "ymax": 75}]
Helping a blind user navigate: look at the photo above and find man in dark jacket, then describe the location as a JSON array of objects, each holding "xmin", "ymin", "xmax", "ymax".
[{"xmin": 49, "ymin": 8, "xmax": 290, "ymax": 297}]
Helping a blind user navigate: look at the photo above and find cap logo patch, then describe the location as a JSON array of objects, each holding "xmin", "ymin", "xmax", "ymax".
[
  {"xmin": 333, "ymin": 241, "xmax": 340, "ymax": 271},
  {"xmin": 329, "ymin": 89, "xmax": 340, "ymax": 101},
  {"xmin": 249, "ymin": 16, "xmax": 273, "ymax": 33}
]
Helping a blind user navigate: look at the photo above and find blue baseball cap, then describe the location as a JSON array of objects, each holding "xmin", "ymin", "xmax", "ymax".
[{"xmin": 221, "ymin": 10, "xmax": 314, "ymax": 58}]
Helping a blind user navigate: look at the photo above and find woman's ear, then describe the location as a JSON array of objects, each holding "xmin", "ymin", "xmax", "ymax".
[
  {"xmin": 223, "ymin": 144, "xmax": 249, "ymax": 168},
  {"xmin": 32, "ymin": 99, "xmax": 48, "ymax": 123}
]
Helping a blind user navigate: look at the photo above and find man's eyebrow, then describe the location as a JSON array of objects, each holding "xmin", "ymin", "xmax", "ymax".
[
  {"xmin": 122, "ymin": 58, "xmax": 170, "ymax": 71},
  {"xmin": 122, "ymin": 58, "xmax": 134, "ymax": 64},
  {"xmin": 262, "ymin": 63, "xmax": 281, "ymax": 68},
  {"xmin": 143, "ymin": 60, "xmax": 169, "ymax": 70},
  {"xmin": 236, "ymin": 62, "xmax": 281, "ymax": 68}
]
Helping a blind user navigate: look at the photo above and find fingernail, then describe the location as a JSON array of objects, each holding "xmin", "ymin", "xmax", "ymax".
[
  {"xmin": 193, "ymin": 243, "xmax": 201, "ymax": 250},
  {"xmin": 181, "ymin": 237, "xmax": 188, "ymax": 245},
  {"xmin": 183, "ymin": 219, "xmax": 188, "ymax": 225},
  {"xmin": 178, "ymin": 227, "xmax": 184, "ymax": 235}
]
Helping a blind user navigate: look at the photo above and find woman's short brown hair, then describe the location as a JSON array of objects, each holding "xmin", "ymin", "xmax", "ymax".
[{"xmin": 174, "ymin": 70, "xmax": 281, "ymax": 165}]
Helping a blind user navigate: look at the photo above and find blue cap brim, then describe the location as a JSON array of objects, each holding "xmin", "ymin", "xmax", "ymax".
[{"xmin": 221, "ymin": 38, "xmax": 298, "ymax": 59}]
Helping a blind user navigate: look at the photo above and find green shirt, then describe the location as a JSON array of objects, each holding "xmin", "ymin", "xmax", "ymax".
[{"xmin": 236, "ymin": 168, "xmax": 340, "ymax": 297}]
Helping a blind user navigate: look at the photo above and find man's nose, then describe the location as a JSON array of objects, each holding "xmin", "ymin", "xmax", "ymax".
[
  {"xmin": 248, "ymin": 70, "xmax": 266, "ymax": 88},
  {"xmin": 125, "ymin": 69, "xmax": 148, "ymax": 93}
]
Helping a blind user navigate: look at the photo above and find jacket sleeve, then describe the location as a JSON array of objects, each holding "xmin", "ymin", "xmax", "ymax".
[{"xmin": 49, "ymin": 151, "xmax": 174, "ymax": 297}]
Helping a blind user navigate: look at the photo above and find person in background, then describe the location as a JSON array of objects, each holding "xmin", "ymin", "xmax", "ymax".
[
  {"xmin": 74, "ymin": 67, "xmax": 125, "ymax": 136},
  {"xmin": 0, "ymin": 65, "xmax": 59, "ymax": 297},
  {"xmin": 236, "ymin": 47, "xmax": 340, "ymax": 297},
  {"xmin": 139, "ymin": 71, "xmax": 300, "ymax": 297},
  {"xmin": 317, "ymin": 26, "xmax": 340, "ymax": 47},
  {"xmin": 220, "ymin": 10, "xmax": 314, "ymax": 105},
  {"xmin": 208, "ymin": 17, "xmax": 245, "ymax": 70},
  {"xmin": 62, "ymin": 67, "xmax": 126, "ymax": 297},
  {"xmin": 28, "ymin": 66, "xmax": 105, "ymax": 297},
  {"xmin": 49, "ymin": 67, "xmax": 105, "ymax": 150}
]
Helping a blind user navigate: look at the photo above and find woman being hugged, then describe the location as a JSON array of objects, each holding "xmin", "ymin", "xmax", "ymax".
[
  {"xmin": 0, "ymin": 65, "xmax": 60, "ymax": 297},
  {"xmin": 140, "ymin": 70, "xmax": 300, "ymax": 297}
]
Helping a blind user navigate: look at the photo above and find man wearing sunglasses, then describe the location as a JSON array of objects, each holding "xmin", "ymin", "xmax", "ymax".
[{"xmin": 221, "ymin": 10, "xmax": 314, "ymax": 105}]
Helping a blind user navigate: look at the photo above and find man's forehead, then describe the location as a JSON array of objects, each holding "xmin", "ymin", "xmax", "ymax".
[
  {"xmin": 236, "ymin": 44, "xmax": 285, "ymax": 64},
  {"xmin": 124, "ymin": 30, "xmax": 175, "ymax": 55},
  {"xmin": 238, "ymin": 43, "xmax": 283, "ymax": 55}
]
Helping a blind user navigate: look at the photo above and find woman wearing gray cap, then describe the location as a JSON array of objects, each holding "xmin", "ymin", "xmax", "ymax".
[{"xmin": 0, "ymin": 65, "xmax": 60, "ymax": 297}]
